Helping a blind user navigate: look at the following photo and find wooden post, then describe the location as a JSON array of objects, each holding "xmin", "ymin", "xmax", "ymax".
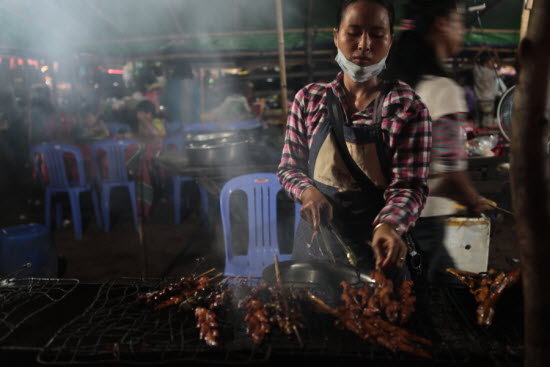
[
  {"xmin": 275, "ymin": 0, "xmax": 289, "ymax": 125},
  {"xmin": 520, "ymin": 0, "xmax": 533, "ymax": 40},
  {"xmin": 305, "ymin": 0, "xmax": 314, "ymax": 84},
  {"xmin": 510, "ymin": 1, "xmax": 550, "ymax": 366},
  {"xmin": 199, "ymin": 67, "xmax": 206, "ymax": 115}
]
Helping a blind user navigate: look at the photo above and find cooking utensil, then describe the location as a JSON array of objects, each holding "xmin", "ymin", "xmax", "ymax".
[
  {"xmin": 262, "ymin": 260, "xmax": 374, "ymax": 299},
  {"xmin": 186, "ymin": 131, "xmax": 238, "ymax": 143},
  {"xmin": 184, "ymin": 129, "xmax": 250, "ymax": 166},
  {"xmin": 185, "ymin": 140, "xmax": 249, "ymax": 166},
  {"xmin": 326, "ymin": 223, "xmax": 357, "ymax": 267},
  {"xmin": 318, "ymin": 226, "xmax": 336, "ymax": 263}
]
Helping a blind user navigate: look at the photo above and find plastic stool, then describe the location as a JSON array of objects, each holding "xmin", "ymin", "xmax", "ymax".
[{"xmin": 0, "ymin": 223, "xmax": 57, "ymax": 278}]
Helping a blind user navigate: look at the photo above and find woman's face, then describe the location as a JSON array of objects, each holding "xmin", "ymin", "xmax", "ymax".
[
  {"xmin": 84, "ymin": 113, "xmax": 97, "ymax": 126},
  {"xmin": 333, "ymin": 1, "xmax": 393, "ymax": 67},
  {"xmin": 440, "ymin": 8, "xmax": 465, "ymax": 56}
]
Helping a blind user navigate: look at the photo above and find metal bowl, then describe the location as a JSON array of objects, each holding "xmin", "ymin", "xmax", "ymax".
[
  {"xmin": 262, "ymin": 260, "xmax": 374, "ymax": 296},
  {"xmin": 187, "ymin": 131, "xmax": 237, "ymax": 143},
  {"xmin": 185, "ymin": 140, "xmax": 249, "ymax": 166}
]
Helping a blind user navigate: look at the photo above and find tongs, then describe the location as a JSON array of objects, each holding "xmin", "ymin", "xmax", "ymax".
[
  {"xmin": 320, "ymin": 222, "xmax": 358, "ymax": 267},
  {"xmin": 318, "ymin": 224, "xmax": 336, "ymax": 263}
]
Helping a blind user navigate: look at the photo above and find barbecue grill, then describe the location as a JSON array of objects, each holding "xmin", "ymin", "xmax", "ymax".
[
  {"xmin": 31, "ymin": 277, "xmax": 522, "ymax": 367},
  {"xmin": 0, "ymin": 278, "xmax": 78, "ymax": 344}
]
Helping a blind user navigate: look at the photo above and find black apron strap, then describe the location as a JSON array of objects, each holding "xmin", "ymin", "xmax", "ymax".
[
  {"xmin": 326, "ymin": 86, "xmax": 390, "ymax": 193},
  {"xmin": 373, "ymin": 83, "xmax": 392, "ymax": 182}
]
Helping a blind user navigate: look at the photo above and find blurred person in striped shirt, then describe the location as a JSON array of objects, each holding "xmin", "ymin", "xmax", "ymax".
[{"xmin": 387, "ymin": 0, "xmax": 488, "ymax": 283}]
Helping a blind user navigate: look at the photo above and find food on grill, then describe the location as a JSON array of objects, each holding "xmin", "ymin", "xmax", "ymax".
[
  {"xmin": 239, "ymin": 283, "xmax": 272, "ymax": 344},
  {"xmin": 137, "ymin": 270, "xmax": 229, "ymax": 346},
  {"xmin": 307, "ymin": 270, "xmax": 431, "ymax": 358},
  {"xmin": 238, "ymin": 281, "xmax": 304, "ymax": 345},
  {"xmin": 137, "ymin": 266, "xmax": 425, "ymax": 353},
  {"xmin": 308, "ymin": 292, "xmax": 431, "ymax": 358},
  {"xmin": 446, "ymin": 267, "xmax": 521, "ymax": 326},
  {"xmin": 399, "ymin": 280, "xmax": 415, "ymax": 325},
  {"xmin": 195, "ymin": 307, "xmax": 220, "ymax": 347}
]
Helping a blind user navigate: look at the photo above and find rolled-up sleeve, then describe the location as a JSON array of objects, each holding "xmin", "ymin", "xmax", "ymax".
[
  {"xmin": 373, "ymin": 96, "xmax": 432, "ymax": 235},
  {"xmin": 277, "ymin": 89, "xmax": 314, "ymax": 202}
]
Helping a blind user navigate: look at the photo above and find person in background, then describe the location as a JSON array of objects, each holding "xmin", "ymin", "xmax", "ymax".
[
  {"xmin": 388, "ymin": 0, "xmax": 487, "ymax": 283},
  {"xmin": 205, "ymin": 81, "xmax": 254, "ymax": 123},
  {"xmin": 278, "ymin": 0, "xmax": 431, "ymax": 275},
  {"xmin": 161, "ymin": 61, "xmax": 200, "ymax": 126},
  {"xmin": 73, "ymin": 105, "xmax": 109, "ymax": 140},
  {"xmin": 135, "ymin": 100, "xmax": 166, "ymax": 138},
  {"xmin": 30, "ymin": 85, "xmax": 58, "ymax": 145},
  {"xmin": 473, "ymin": 48, "xmax": 501, "ymax": 128}
]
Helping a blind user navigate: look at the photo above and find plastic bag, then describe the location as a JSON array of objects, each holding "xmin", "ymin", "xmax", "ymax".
[{"xmin": 466, "ymin": 134, "xmax": 499, "ymax": 157}]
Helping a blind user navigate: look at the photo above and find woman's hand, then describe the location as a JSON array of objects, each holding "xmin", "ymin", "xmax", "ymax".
[
  {"xmin": 371, "ymin": 223, "xmax": 408, "ymax": 270},
  {"xmin": 299, "ymin": 186, "xmax": 333, "ymax": 230},
  {"xmin": 467, "ymin": 196, "xmax": 490, "ymax": 216}
]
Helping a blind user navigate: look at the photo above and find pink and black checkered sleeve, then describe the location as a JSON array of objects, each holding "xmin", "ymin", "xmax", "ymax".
[
  {"xmin": 373, "ymin": 85, "xmax": 432, "ymax": 235},
  {"xmin": 277, "ymin": 87, "xmax": 315, "ymax": 203}
]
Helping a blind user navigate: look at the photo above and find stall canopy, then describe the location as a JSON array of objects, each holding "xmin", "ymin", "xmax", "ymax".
[{"xmin": 0, "ymin": 0, "xmax": 522, "ymax": 59}]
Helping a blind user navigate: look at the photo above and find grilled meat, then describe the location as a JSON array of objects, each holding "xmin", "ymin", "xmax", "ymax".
[{"xmin": 446, "ymin": 267, "xmax": 521, "ymax": 326}]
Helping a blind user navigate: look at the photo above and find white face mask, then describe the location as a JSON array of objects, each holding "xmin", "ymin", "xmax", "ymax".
[{"xmin": 335, "ymin": 49, "xmax": 387, "ymax": 83}]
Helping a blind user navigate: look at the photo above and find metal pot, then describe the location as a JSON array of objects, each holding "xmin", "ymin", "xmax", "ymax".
[
  {"xmin": 262, "ymin": 261, "xmax": 374, "ymax": 300},
  {"xmin": 185, "ymin": 139, "xmax": 249, "ymax": 166},
  {"xmin": 186, "ymin": 131, "xmax": 238, "ymax": 143}
]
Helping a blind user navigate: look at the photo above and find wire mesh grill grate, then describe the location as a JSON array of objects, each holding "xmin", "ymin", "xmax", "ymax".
[
  {"xmin": 37, "ymin": 279, "xmax": 521, "ymax": 365},
  {"xmin": 0, "ymin": 278, "xmax": 79, "ymax": 343}
]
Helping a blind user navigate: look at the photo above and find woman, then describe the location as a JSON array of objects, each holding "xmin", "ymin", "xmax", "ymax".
[
  {"xmin": 387, "ymin": 0, "xmax": 486, "ymax": 282},
  {"xmin": 135, "ymin": 100, "xmax": 166, "ymax": 138},
  {"xmin": 73, "ymin": 105, "xmax": 109, "ymax": 140},
  {"xmin": 278, "ymin": 0, "xmax": 431, "ymax": 274}
]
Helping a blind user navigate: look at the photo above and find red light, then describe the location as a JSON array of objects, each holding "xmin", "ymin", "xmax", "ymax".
[
  {"xmin": 107, "ymin": 69, "xmax": 124, "ymax": 75},
  {"xmin": 17, "ymin": 58, "xmax": 24, "ymax": 66}
]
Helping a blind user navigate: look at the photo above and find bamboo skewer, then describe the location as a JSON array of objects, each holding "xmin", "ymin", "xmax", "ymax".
[
  {"xmin": 194, "ymin": 268, "xmax": 216, "ymax": 279},
  {"xmin": 486, "ymin": 202, "xmax": 515, "ymax": 216}
]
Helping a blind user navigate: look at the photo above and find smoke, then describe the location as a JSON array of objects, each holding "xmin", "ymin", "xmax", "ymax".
[{"xmin": 0, "ymin": 0, "xmax": 311, "ymax": 279}]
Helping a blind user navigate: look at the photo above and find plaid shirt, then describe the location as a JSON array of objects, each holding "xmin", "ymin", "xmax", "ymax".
[{"xmin": 278, "ymin": 73, "xmax": 432, "ymax": 235}]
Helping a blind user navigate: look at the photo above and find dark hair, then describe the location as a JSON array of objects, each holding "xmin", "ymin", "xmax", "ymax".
[
  {"xmin": 336, "ymin": 0, "xmax": 395, "ymax": 34},
  {"xmin": 136, "ymin": 100, "xmax": 156, "ymax": 115},
  {"xmin": 478, "ymin": 50, "xmax": 492, "ymax": 65},
  {"xmin": 170, "ymin": 61, "xmax": 192, "ymax": 78},
  {"xmin": 386, "ymin": 0, "xmax": 461, "ymax": 88}
]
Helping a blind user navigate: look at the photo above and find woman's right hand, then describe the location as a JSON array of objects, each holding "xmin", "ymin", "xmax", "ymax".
[{"xmin": 299, "ymin": 186, "xmax": 333, "ymax": 230}]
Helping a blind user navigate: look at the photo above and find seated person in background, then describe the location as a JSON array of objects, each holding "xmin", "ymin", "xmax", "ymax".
[
  {"xmin": 202, "ymin": 82, "xmax": 254, "ymax": 124},
  {"xmin": 136, "ymin": 100, "xmax": 166, "ymax": 138},
  {"xmin": 73, "ymin": 105, "xmax": 109, "ymax": 140},
  {"xmin": 473, "ymin": 48, "xmax": 501, "ymax": 128}
]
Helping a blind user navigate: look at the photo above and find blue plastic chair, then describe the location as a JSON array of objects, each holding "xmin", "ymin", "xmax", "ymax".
[
  {"xmin": 182, "ymin": 122, "xmax": 222, "ymax": 134},
  {"xmin": 31, "ymin": 143, "xmax": 102, "ymax": 239},
  {"xmin": 105, "ymin": 122, "xmax": 130, "ymax": 136},
  {"xmin": 163, "ymin": 134, "xmax": 208, "ymax": 224},
  {"xmin": 91, "ymin": 139, "xmax": 139, "ymax": 231},
  {"xmin": 220, "ymin": 173, "xmax": 300, "ymax": 277},
  {"xmin": 164, "ymin": 121, "xmax": 182, "ymax": 136}
]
